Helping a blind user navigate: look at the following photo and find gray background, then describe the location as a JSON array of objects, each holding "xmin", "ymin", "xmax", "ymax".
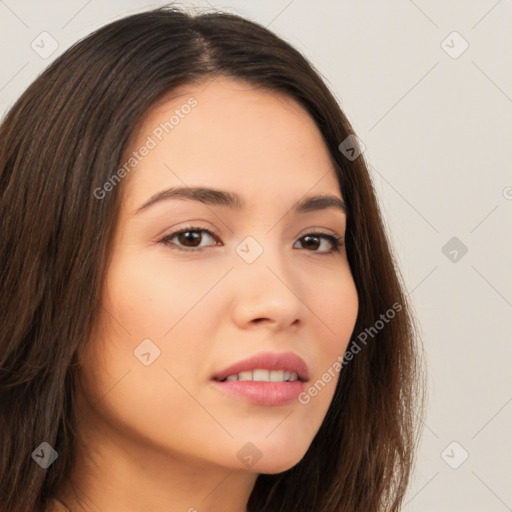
[{"xmin": 1, "ymin": 1, "xmax": 511, "ymax": 510}]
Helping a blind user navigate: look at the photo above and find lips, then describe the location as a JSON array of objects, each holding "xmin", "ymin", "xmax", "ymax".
[
  {"xmin": 211, "ymin": 352, "xmax": 310, "ymax": 406},
  {"xmin": 212, "ymin": 351, "xmax": 310, "ymax": 383}
]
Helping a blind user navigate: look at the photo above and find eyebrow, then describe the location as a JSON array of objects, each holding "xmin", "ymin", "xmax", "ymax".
[{"xmin": 135, "ymin": 186, "xmax": 346, "ymax": 215}]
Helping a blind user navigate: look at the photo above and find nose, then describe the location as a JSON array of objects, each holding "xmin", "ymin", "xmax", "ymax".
[{"xmin": 229, "ymin": 246, "xmax": 304, "ymax": 331}]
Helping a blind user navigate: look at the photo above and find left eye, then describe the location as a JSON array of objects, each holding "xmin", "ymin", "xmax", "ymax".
[
  {"xmin": 293, "ymin": 233, "xmax": 342, "ymax": 253},
  {"xmin": 159, "ymin": 228, "xmax": 342, "ymax": 254}
]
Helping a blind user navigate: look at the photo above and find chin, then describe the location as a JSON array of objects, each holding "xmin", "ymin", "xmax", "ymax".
[
  {"xmin": 250, "ymin": 454, "xmax": 306, "ymax": 475},
  {"xmin": 236, "ymin": 441, "xmax": 311, "ymax": 475}
]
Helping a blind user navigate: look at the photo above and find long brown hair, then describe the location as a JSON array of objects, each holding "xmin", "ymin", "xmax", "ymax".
[{"xmin": 0, "ymin": 6, "xmax": 425, "ymax": 511}]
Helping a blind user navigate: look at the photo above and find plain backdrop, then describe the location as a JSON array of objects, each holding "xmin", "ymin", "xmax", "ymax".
[{"xmin": 1, "ymin": 1, "xmax": 511, "ymax": 510}]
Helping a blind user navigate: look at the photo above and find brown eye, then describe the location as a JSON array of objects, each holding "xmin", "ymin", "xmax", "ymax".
[
  {"xmin": 160, "ymin": 228, "xmax": 220, "ymax": 252},
  {"xmin": 300, "ymin": 235, "xmax": 321, "ymax": 251},
  {"xmin": 177, "ymin": 231, "xmax": 203, "ymax": 247},
  {"xmin": 294, "ymin": 233, "xmax": 343, "ymax": 254}
]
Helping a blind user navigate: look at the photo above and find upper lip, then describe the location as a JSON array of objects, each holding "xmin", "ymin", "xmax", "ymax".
[{"xmin": 212, "ymin": 351, "xmax": 310, "ymax": 382}]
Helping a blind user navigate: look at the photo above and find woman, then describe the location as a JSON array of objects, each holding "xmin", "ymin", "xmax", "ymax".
[{"xmin": 0, "ymin": 6, "xmax": 425, "ymax": 512}]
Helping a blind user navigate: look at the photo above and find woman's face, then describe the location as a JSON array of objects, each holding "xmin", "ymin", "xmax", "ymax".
[{"xmin": 79, "ymin": 77, "xmax": 359, "ymax": 474}]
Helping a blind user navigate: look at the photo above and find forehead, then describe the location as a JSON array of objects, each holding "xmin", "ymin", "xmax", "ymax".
[{"xmin": 120, "ymin": 77, "xmax": 341, "ymax": 209}]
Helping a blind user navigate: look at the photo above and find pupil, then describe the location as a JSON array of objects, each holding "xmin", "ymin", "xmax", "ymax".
[
  {"xmin": 303, "ymin": 235, "xmax": 319, "ymax": 250},
  {"xmin": 179, "ymin": 231, "xmax": 201, "ymax": 246}
]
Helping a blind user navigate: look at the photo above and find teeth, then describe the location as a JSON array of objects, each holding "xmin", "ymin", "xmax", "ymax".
[
  {"xmin": 222, "ymin": 369, "xmax": 299, "ymax": 382},
  {"xmin": 270, "ymin": 370, "xmax": 285, "ymax": 382},
  {"xmin": 253, "ymin": 369, "xmax": 269, "ymax": 381}
]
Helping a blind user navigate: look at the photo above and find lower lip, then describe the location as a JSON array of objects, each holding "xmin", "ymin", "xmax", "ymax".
[{"xmin": 211, "ymin": 380, "xmax": 306, "ymax": 406}]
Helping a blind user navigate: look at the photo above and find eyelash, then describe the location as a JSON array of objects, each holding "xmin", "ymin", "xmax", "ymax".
[{"xmin": 158, "ymin": 225, "xmax": 344, "ymax": 255}]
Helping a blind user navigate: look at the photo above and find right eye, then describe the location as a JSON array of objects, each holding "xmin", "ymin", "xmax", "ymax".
[{"xmin": 158, "ymin": 227, "xmax": 222, "ymax": 252}]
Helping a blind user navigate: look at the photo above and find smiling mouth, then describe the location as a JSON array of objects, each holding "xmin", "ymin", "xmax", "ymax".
[
  {"xmin": 211, "ymin": 350, "xmax": 310, "ymax": 384},
  {"xmin": 211, "ymin": 371, "xmax": 307, "ymax": 406}
]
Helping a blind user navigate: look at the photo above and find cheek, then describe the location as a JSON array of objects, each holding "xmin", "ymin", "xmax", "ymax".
[
  {"xmin": 90, "ymin": 251, "xmax": 225, "ymax": 399},
  {"xmin": 103, "ymin": 251, "xmax": 227, "ymax": 340},
  {"xmin": 77, "ymin": 263, "xmax": 219, "ymax": 453},
  {"xmin": 313, "ymin": 265, "xmax": 359, "ymax": 354},
  {"xmin": 302, "ymin": 269, "xmax": 358, "ymax": 406}
]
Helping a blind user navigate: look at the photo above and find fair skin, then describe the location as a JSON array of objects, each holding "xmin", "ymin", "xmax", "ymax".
[{"xmin": 57, "ymin": 77, "xmax": 359, "ymax": 512}]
